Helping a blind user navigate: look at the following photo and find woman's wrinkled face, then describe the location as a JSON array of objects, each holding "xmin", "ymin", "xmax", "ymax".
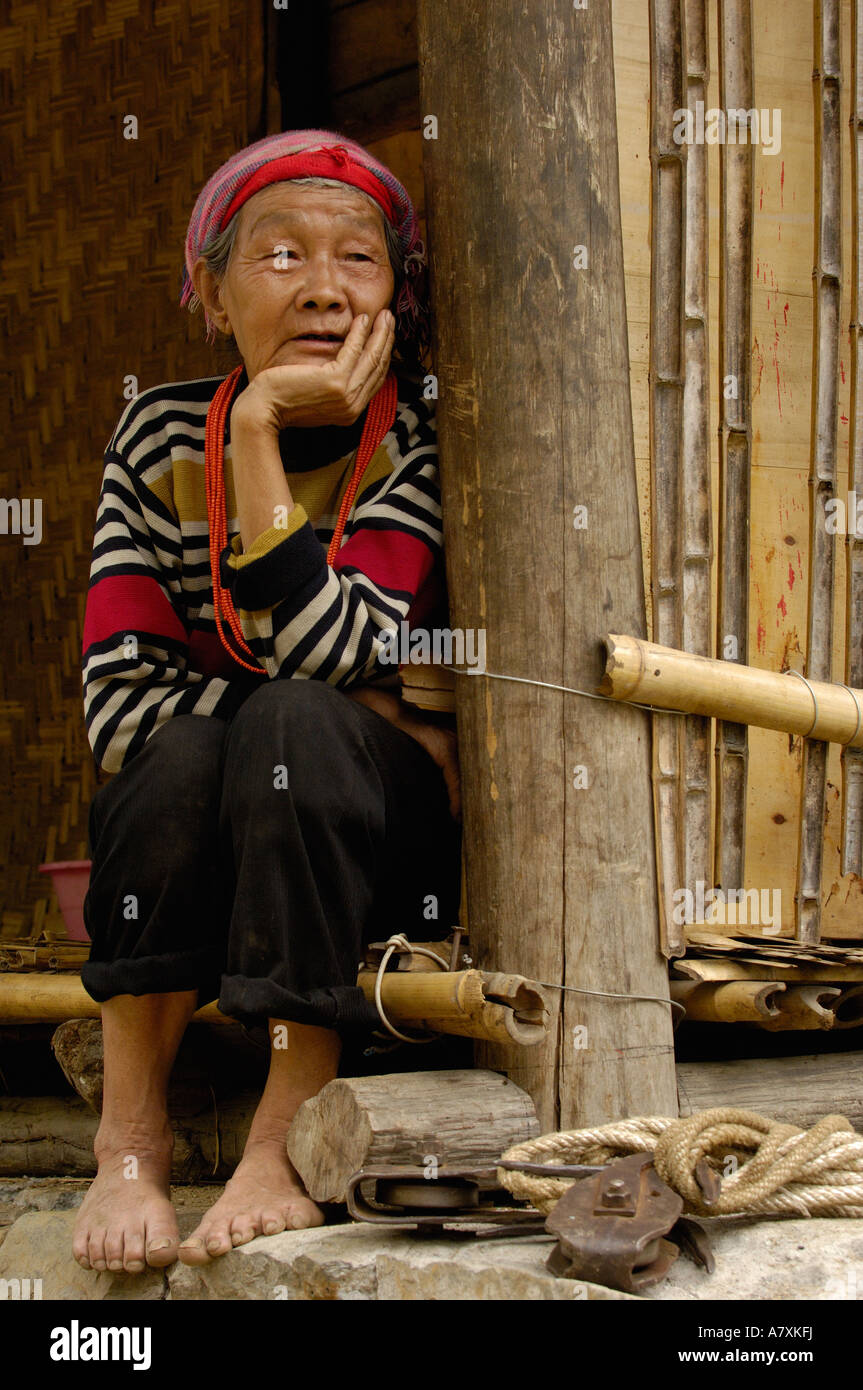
[{"xmin": 196, "ymin": 182, "xmax": 395, "ymax": 381}]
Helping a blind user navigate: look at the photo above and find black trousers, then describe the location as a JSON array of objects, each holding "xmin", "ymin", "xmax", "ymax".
[{"xmin": 81, "ymin": 680, "xmax": 462, "ymax": 1037}]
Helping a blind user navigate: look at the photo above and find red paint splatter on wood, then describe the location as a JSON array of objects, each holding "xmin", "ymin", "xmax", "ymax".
[
  {"xmin": 841, "ymin": 413, "xmax": 849, "ymax": 425},
  {"xmin": 841, "ymin": 360, "xmax": 846, "ymax": 384},
  {"xmin": 780, "ymin": 161, "xmax": 785, "ymax": 207},
  {"xmin": 788, "ymin": 563, "xmax": 795, "ymax": 591},
  {"xmin": 783, "ymin": 302, "xmax": 789, "ymax": 325},
  {"xmin": 777, "ymin": 594, "xmax": 787, "ymax": 619},
  {"xmin": 760, "ymin": 187, "xmax": 763, "ymax": 210}
]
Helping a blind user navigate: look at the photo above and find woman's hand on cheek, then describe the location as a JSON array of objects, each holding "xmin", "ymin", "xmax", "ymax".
[{"xmin": 231, "ymin": 309, "xmax": 395, "ymax": 435}]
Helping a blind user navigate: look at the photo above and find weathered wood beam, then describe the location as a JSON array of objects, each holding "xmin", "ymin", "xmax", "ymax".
[
  {"xmin": 416, "ymin": 0, "xmax": 677, "ymax": 1130},
  {"xmin": 677, "ymin": 1051, "xmax": 863, "ymax": 1131}
]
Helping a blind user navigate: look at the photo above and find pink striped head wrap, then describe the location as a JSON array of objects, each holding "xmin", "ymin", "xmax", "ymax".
[{"xmin": 181, "ymin": 129, "xmax": 429, "ymax": 361}]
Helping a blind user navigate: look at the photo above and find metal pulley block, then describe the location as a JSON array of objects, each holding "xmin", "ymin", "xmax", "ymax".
[
  {"xmin": 544, "ymin": 1151, "xmax": 688, "ymax": 1293},
  {"xmin": 346, "ymin": 1164, "xmax": 544, "ymax": 1232}
]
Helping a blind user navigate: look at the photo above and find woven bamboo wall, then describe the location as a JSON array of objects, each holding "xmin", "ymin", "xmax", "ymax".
[{"xmin": 0, "ymin": 0, "xmax": 266, "ymax": 939}]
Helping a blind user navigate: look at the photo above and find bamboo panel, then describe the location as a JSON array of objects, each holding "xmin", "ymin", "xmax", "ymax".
[
  {"xmin": 614, "ymin": 0, "xmax": 863, "ymax": 941},
  {"xmin": 649, "ymin": 0, "xmax": 688, "ymax": 955},
  {"xmin": 843, "ymin": 0, "xmax": 863, "ymax": 873},
  {"xmin": 715, "ymin": 0, "xmax": 755, "ymax": 893},
  {"xmin": 796, "ymin": 0, "xmax": 842, "ymax": 942},
  {"xmin": 0, "ymin": 0, "xmax": 266, "ymax": 940},
  {"xmin": 681, "ymin": 0, "xmax": 714, "ymax": 926}
]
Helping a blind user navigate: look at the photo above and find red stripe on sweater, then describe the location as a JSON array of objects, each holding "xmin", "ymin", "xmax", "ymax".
[
  {"xmin": 332, "ymin": 527, "xmax": 433, "ymax": 595},
  {"xmin": 83, "ymin": 574, "xmax": 188, "ymax": 654}
]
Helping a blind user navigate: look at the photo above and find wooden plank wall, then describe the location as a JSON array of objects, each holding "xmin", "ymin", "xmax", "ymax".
[{"xmin": 614, "ymin": 0, "xmax": 863, "ymax": 938}]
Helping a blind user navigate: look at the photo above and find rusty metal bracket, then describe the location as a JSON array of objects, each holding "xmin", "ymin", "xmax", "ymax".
[{"xmin": 544, "ymin": 1151, "xmax": 684, "ymax": 1293}]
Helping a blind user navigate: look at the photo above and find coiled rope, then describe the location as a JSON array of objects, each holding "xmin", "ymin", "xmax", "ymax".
[{"xmin": 497, "ymin": 1108, "xmax": 863, "ymax": 1219}]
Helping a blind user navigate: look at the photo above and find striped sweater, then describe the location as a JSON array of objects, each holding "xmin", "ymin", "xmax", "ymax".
[{"xmin": 82, "ymin": 365, "xmax": 444, "ymax": 773}]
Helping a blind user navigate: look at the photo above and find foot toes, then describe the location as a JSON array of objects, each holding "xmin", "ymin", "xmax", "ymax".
[
  {"xmin": 87, "ymin": 1232, "xmax": 108, "ymax": 1271},
  {"xmin": 261, "ymin": 1211, "xmax": 286, "ymax": 1237}
]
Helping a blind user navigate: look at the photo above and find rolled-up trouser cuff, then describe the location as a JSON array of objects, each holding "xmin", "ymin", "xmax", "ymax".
[
  {"xmin": 81, "ymin": 948, "xmax": 224, "ymax": 1006},
  {"xmin": 217, "ymin": 975, "xmax": 381, "ymax": 1034}
]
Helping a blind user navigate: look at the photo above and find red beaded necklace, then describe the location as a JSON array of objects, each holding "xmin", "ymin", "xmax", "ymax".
[{"xmin": 205, "ymin": 364, "xmax": 398, "ymax": 674}]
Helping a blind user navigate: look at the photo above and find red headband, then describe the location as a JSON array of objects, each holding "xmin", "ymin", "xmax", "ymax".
[{"xmin": 219, "ymin": 145, "xmax": 396, "ymax": 232}]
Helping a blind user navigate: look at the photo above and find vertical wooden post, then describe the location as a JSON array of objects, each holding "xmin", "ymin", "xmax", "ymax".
[
  {"xmin": 844, "ymin": 0, "xmax": 863, "ymax": 875},
  {"xmin": 797, "ymin": 0, "xmax": 841, "ymax": 941},
  {"xmin": 715, "ymin": 0, "xmax": 754, "ymax": 895},
  {"xmin": 416, "ymin": 0, "xmax": 678, "ymax": 1130}
]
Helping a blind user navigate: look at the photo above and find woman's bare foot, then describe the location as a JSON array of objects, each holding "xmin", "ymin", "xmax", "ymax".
[
  {"xmin": 73, "ymin": 1121, "xmax": 178, "ymax": 1274},
  {"xmin": 177, "ymin": 1135, "xmax": 323, "ymax": 1265}
]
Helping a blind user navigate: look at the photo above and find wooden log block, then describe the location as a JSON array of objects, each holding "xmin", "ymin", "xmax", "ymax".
[
  {"xmin": 286, "ymin": 1070, "xmax": 539, "ymax": 1204},
  {"xmin": 0, "ymin": 1094, "xmax": 258, "ymax": 1180},
  {"xmin": 416, "ymin": 0, "xmax": 677, "ymax": 1131},
  {"xmin": 677, "ymin": 1053, "xmax": 863, "ymax": 1132},
  {"xmin": 50, "ymin": 1019, "xmax": 240, "ymax": 1116}
]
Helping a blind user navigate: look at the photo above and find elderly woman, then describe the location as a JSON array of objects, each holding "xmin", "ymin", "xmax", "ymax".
[{"xmin": 73, "ymin": 130, "xmax": 461, "ymax": 1274}]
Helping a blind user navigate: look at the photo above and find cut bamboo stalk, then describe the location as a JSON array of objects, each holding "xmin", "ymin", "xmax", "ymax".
[
  {"xmin": 843, "ymin": 0, "xmax": 863, "ymax": 874},
  {"xmin": 759, "ymin": 984, "xmax": 841, "ymax": 1031},
  {"xmin": 671, "ymin": 978, "xmax": 782, "ymax": 1022},
  {"xmin": 715, "ymin": 0, "xmax": 754, "ymax": 894},
  {"xmin": 600, "ymin": 633, "xmax": 863, "ymax": 746},
  {"xmin": 797, "ymin": 0, "xmax": 842, "ymax": 941},
  {"xmin": 356, "ymin": 968, "xmax": 549, "ymax": 1046},
  {"xmin": 831, "ymin": 983, "xmax": 863, "ymax": 1027},
  {"xmin": 0, "ymin": 973, "xmax": 230, "ymax": 1024},
  {"xmin": 676, "ymin": 957, "xmax": 863, "ymax": 983},
  {"xmin": 671, "ymin": 978, "xmax": 841, "ymax": 1028},
  {"xmin": 681, "ymin": 0, "xmax": 713, "ymax": 938},
  {"xmin": 648, "ymin": 0, "xmax": 688, "ymax": 956}
]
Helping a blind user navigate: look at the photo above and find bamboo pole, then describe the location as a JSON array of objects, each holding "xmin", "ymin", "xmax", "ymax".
[
  {"xmin": 843, "ymin": 0, "xmax": 863, "ymax": 874},
  {"xmin": 759, "ymin": 984, "xmax": 841, "ymax": 1031},
  {"xmin": 671, "ymin": 978, "xmax": 782, "ymax": 1022},
  {"xmin": 715, "ymin": 0, "xmax": 754, "ymax": 893},
  {"xmin": 671, "ymin": 978, "xmax": 840, "ymax": 1028},
  {"xmin": 600, "ymin": 633, "xmax": 863, "ymax": 746},
  {"xmin": 797, "ymin": 0, "xmax": 842, "ymax": 942},
  {"xmin": 648, "ymin": 0, "xmax": 687, "ymax": 957},
  {"xmin": 832, "ymin": 983, "xmax": 863, "ymax": 1027},
  {"xmin": 356, "ymin": 968, "xmax": 549, "ymax": 1046},
  {"xmin": 0, "ymin": 973, "xmax": 230, "ymax": 1024},
  {"xmin": 681, "ymin": 0, "xmax": 713, "ymax": 937},
  {"xmin": 416, "ymin": 0, "xmax": 678, "ymax": 1130}
]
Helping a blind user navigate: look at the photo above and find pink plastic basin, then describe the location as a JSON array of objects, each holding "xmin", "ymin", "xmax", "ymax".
[{"xmin": 38, "ymin": 860, "xmax": 92, "ymax": 941}]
